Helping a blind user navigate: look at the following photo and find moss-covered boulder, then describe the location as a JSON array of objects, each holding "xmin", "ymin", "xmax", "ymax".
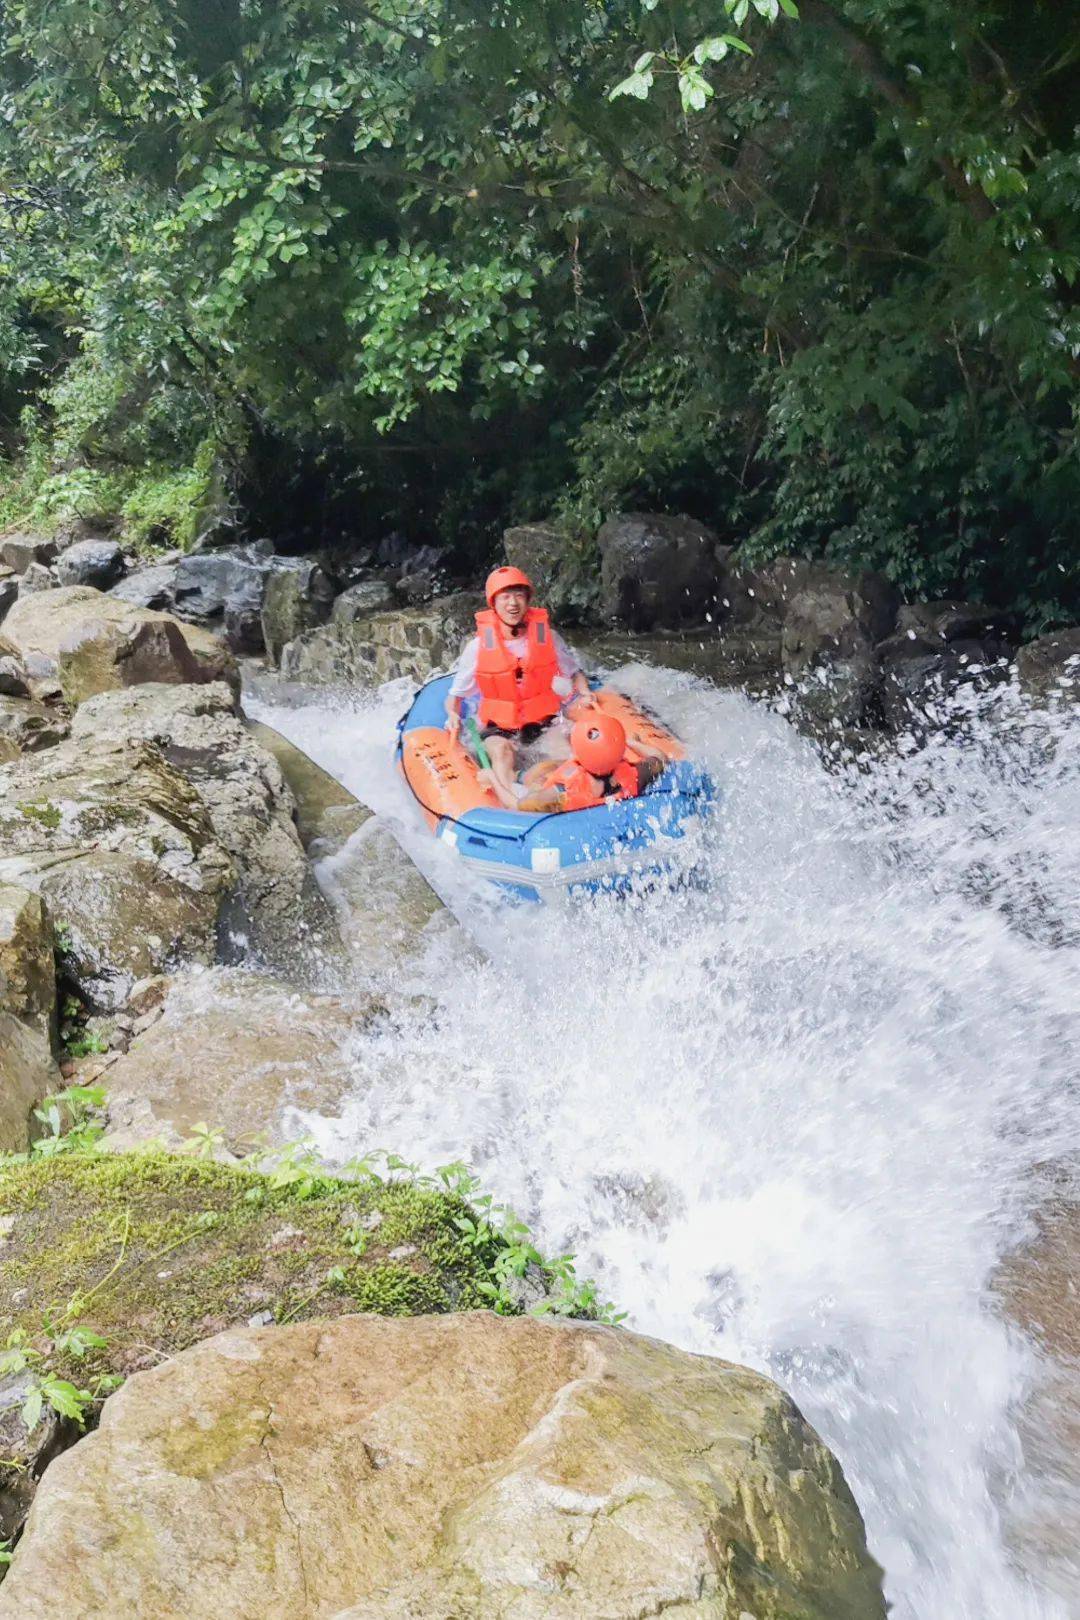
[
  {"xmin": 0, "ymin": 1152, "xmax": 504, "ymax": 1378},
  {"xmin": 0, "ymin": 1309, "xmax": 887, "ymax": 1620}
]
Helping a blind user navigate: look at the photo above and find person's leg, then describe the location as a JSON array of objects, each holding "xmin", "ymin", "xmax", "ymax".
[{"xmin": 485, "ymin": 733, "xmax": 519, "ymax": 797}]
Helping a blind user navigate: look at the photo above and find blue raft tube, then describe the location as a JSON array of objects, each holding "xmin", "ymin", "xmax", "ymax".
[{"xmin": 395, "ymin": 675, "xmax": 718, "ymax": 904}]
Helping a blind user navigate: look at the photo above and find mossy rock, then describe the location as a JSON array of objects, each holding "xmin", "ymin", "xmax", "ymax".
[{"xmin": 0, "ymin": 1151, "xmax": 507, "ymax": 1383}]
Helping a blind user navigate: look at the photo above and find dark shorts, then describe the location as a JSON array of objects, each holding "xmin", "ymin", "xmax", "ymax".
[{"xmin": 480, "ymin": 720, "xmax": 554, "ymax": 746}]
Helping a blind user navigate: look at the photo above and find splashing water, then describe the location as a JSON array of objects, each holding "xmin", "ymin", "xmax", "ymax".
[{"xmin": 248, "ymin": 663, "xmax": 1080, "ymax": 1618}]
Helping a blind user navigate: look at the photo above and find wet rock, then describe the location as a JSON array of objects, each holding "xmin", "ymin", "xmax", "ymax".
[
  {"xmin": 0, "ymin": 535, "xmax": 56, "ymax": 574},
  {"xmin": 246, "ymin": 719, "xmax": 371, "ymax": 853},
  {"xmin": 54, "ymin": 539, "xmax": 124, "ymax": 591},
  {"xmin": 71, "ymin": 683, "xmax": 342, "ymax": 972},
  {"xmin": 0, "ymin": 884, "xmax": 55, "ymax": 1039},
  {"xmin": 0, "ymin": 577, "xmax": 17, "ymax": 625},
  {"xmin": 2, "ymin": 587, "xmax": 238, "ymax": 704},
  {"xmin": 281, "ymin": 593, "xmax": 473, "ymax": 687},
  {"xmin": 0, "ymin": 737, "xmax": 231, "ymax": 1009},
  {"xmin": 102, "ymin": 969, "xmax": 385, "ymax": 1150},
  {"xmin": 895, "ymin": 599, "xmax": 1021, "ymax": 646},
  {"xmin": 319, "ymin": 817, "xmax": 466, "ymax": 977},
  {"xmin": 1015, "ymin": 627, "xmax": 1080, "ymax": 704},
  {"xmin": 108, "ymin": 562, "xmax": 178, "ymax": 612},
  {"xmin": 598, "ymin": 512, "xmax": 728, "ymax": 630},
  {"xmin": 0, "ymin": 1013, "xmax": 56, "ymax": 1153},
  {"xmin": 878, "ymin": 631, "xmax": 1012, "ymax": 731},
  {"xmin": 0, "ymin": 1312, "xmax": 885, "ymax": 1620},
  {"xmin": 781, "ymin": 565, "xmax": 898, "ymax": 727},
  {"xmin": 260, "ymin": 560, "xmax": 337, "ymax": 665}
]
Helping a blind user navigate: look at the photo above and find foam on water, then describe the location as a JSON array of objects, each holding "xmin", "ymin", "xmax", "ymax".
[{"xmin": 248, "ymin": 664, "xmax": 1080, "ymax": 1618}]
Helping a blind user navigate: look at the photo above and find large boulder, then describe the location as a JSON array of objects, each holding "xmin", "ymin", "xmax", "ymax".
[
  {"xmin": 503, "ymin": 522, "xmax": 574, "ymax": 607},
  {"xmin": 0, "ymin": 738, "xmax": 231, "ymax": 1009},
  {"xmin": 1, "ymin": 586, "xmax": 237, "ymax": 704},
  {"xmin": 70, "ymin": 684, "xmax": 341, "ymax": 973},
  {"xmin": 0, "ymin": 534, "xmax": 56, "ymax": 574},
  {"xmin": 0, "ymin": 634, "xmax": 31, "ymax": 700},
  {"xmin": 1015, "ymin": 627, "xmax": 1080, "ymax": 705},
  {"xmin": 281, "ymin": 593, "xmax": 474, "ymax": 687},
  {"xmin": 171, "ymin": 542, "xmax": 274, "ymax": 624},
  {"xmin": 260, "ymin": 560, "xmax": 337, "ymax": 665},
  {"xmin": 779, "ymin": 564, "xmax": 898, "ymax": 727},
  {"xmin": 0, "ymin": 1013, "xmax": 55, "ymax": 1153},
  {"xmin": 102, "ymin": 969, "xmax": 384, "ymax": 1150},
  {"xmin": 108, "ymin": 561, "xmax": 178, "ymax": 611},
  {"xmin": 597, "ymin": 513, "xmax": 728, "ymax": 630},
  {"xmin": 55, "ymin": 539, "xmax": 124, "ymax": 590},
  {"xmin": 0, "ymin": 1313, "xmax": 885, "ymax": 1620},
  {"xmin": 0, "ymin": 884, "xmax": 54, "ymax": 1039},
  {"xmin": 895, "ymin": 599, "xmax": 1020, "ymax": 645}
]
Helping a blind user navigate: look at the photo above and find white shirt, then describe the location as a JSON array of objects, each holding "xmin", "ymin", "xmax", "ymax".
[{"xmin": 448, "ymin": 627, "xmax": 581, "ymax": 704}]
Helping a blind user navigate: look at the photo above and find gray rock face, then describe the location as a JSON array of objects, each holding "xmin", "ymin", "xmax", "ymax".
[
  {"xmin": 54, "ymin": 539, "xmax": 125, "ymax": 590},
  {"xmin": 108, "ymin": 563, "xmax": 178, "ymax": 611},
  {"xmin": 896, "ymin": 599, "xmax": 1020, "ymax": 646},
  {"xmin": 1015, "ymin": 627, "xmax": 1080, "ymax": 704},
  {"xmin": 0, "ymin": 577, "xmax": 17, "ymax": 625},
  {"xmin": 17, "ymin": 563, "xmax": 56, "ymax": 597},
  {"xmin": 780, "ymin": 564, "xmax": 899, "ymax": 727},
  {"xmin": 878, "ymin": 631, "xmax": 1012, "ymax": 731},
  {"xmin": 0, "ymin": 535, "xmax": 56, "ymax": 574},
  {"xmin": 281, "ymin": 594, "xmax": 474, "ymax": 688},
  {"xmin": 70, "ymin": 683, "xmax": 343, "ymax": 976},
  {"xmin": 0, "ymin": 635, "xmax": 31, "ymax": 700},
  {"xmin": 503, "ymin": 522, "xmax": 573, "ymax": 606},
  {"xmin": 0, "ymin": 696, "xmax": 68, "ymax": 763},
  {"xmin": 171, "ymin": 542, "xmax": 274, "ymax": 626},
  {"xmin": 0, "ymin": 884, "xmax": 55, "ymax": 1039},
  {"xmin": 331, "ymin": 578, "xmax": 397, "ymax": 624},
  {"xmin": 0, "ymin": 1013, "xmax": 55, "ymax": 1154},
  {"xmin": 0, "ymin": 736, "xmax": 232, "ymax": 1009},
  {"xmin": 260, "ymin": 560, "xmax": 337, "ymax": 665},
  {"xmin": 598, "ymin": 513, "xmax": 728, "ymax": 630}
]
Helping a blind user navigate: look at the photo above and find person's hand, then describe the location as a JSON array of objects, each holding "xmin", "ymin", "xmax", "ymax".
[{"xmin": 446, "ymin": 712, "xmax": 462, "ymax": 742}]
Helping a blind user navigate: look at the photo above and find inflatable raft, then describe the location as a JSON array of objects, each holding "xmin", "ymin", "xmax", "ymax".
[{"xmin": 396, "ymin": 675, "xmax": 716, "ymax": 903}]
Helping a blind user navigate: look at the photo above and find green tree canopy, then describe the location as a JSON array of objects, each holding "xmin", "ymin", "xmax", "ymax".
[{"xmin": 1, "ymin": 0, "xmax": 1078, "ymax": 624}]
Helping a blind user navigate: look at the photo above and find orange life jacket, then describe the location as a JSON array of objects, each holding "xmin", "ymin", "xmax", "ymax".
[
  {"xmin": 475, "ymin": 607, "xmax": 561, "ymax": 731},
  {"xmin": 544, "ymin": 757, "xmax": 640, "ymax": 812}
]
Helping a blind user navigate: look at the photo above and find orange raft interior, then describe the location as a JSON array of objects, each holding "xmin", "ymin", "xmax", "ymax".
[{"xmin": 400, "ymin": 688, "xmax": 685, "ymax": 830}]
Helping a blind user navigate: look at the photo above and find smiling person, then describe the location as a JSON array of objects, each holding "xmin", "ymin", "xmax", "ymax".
[{"xmin": 445, "ymin": 566, "xmax": 593, "ymax": 802}]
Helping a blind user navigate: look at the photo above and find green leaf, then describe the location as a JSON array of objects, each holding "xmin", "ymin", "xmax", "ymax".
[
  {"xmin": 609, "ymin": 70, "xmax": 655, "ymax": 101},
  {"xmin": 693, "ymin": 38, "xmax": 730, "ymax": 64},
  {"xmin": 678, "ymin": 67, "xmax": 713, "ymax": 113},
  {"xmin": 778, "ymin": 0, "xmax": 800, "ymax": 14},
  {"xmin": 20, "ymin": 1385, "xmax": 42, "ymax": 1434}
]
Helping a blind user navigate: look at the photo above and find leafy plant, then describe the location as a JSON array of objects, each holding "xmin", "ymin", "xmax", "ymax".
[{"xmin": 30, "ymin": 1086, "xmax": 107, "ymax": 1158}]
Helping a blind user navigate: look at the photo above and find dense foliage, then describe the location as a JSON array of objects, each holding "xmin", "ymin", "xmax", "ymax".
[{"xmin": 1, "ymin": 0, "xmax": 1078, "ymax": 624}]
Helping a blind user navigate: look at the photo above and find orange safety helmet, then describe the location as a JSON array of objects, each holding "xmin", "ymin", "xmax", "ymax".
[
  {"xmin": 485, "ymin": 565, "xmax": 533, "ymax": 606},
  {"xmin": 571, "ymin": 712, "xmax": 627, "ymax": 777}
]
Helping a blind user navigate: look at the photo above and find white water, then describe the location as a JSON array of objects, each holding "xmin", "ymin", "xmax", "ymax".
[{"xmin": 248, "ymin": 664, "xmax": 1080, "ymax": 1619}]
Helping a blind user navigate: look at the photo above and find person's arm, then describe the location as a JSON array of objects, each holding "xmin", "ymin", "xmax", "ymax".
[{"xmin": 445, "ymin": 637, "xmax": 479, "ymax": 739}]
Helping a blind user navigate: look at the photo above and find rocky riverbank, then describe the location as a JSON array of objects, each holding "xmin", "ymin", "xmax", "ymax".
[{"xmin": 0, "ymin": 571, "xmax": 886, "ymax": 1613}]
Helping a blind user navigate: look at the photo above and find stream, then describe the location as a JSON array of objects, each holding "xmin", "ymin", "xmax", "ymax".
[{"xmin": 248, "ymin": 661, "xmax": 1080, "ymax": 1619}]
